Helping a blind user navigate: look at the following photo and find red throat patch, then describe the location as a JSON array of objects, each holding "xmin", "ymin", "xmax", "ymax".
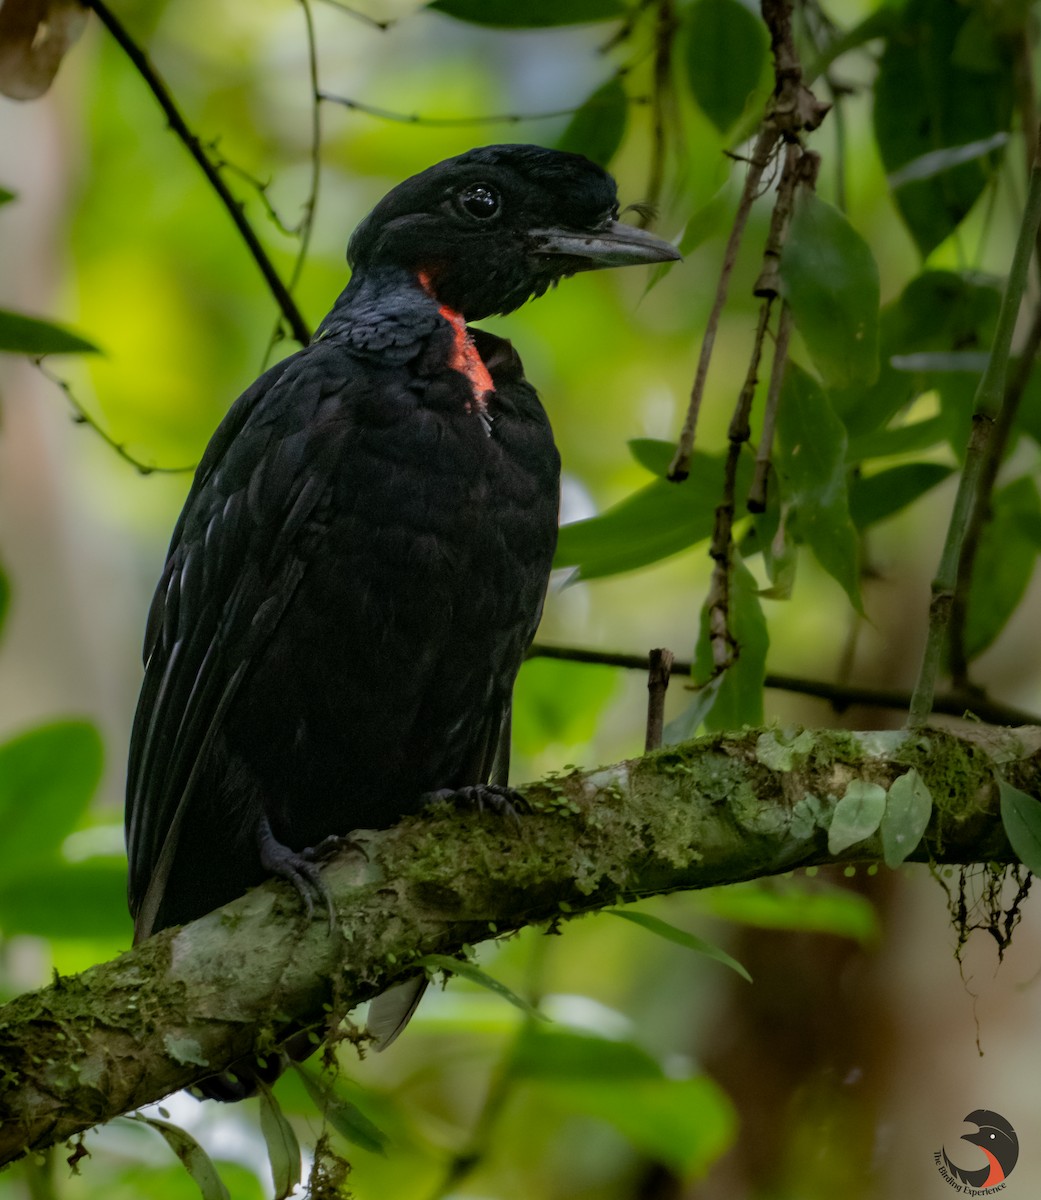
[{"xmin": 417, "ymin": 271, "xmax": 495, "ymax": 412}]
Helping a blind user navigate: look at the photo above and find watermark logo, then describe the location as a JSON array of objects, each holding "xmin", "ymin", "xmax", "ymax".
[{"xmin": 934, "ymin": 1110, "xmax": 1018, "ymax": 1194}]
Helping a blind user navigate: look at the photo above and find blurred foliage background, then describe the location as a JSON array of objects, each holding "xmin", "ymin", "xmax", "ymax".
[{"xmin": 2, "ymin": 0, "xmax": 1041, "ymax": 1197}]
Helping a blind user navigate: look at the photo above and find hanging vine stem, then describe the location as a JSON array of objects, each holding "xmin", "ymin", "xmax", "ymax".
[
  {"xmin": 907, "ymin": 123, "xmax": 1041, "ymax": 728},
  {"xmin": 84, "ymin": 1, "xmax": 312, "ymax": 348},
  {"xmin": 947, "ymin": 59, "xmax": 1041, "ymax": 692},
  {"xmin": 667, "ymin": 0, "xmax": 829, "ymax": 481},
  {"xmin": 262, "ymin": 0, "xmax": 323, "ymax": 366},
  {"xmin": 697, "ymin": 141, "xmax": 816, "ymax": 678},
  {"xmin": 641, "ymin": 0, "xmax": 677, "ymax": 225}
]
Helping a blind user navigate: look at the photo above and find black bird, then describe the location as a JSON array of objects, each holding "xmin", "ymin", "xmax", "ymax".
[{"xmin": 125, "ymin": 144, "xmax": 679, "ymax": 1091}]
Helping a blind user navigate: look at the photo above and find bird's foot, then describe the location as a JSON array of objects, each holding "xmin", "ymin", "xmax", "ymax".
[
  {"xmin": 257, "ymin": 816, "xmax": 338, "ymax": 931},
  {"xmin": 421, "ymin": 783, "xmax": 527, "ymax": 827},
  {"xmin": 299, "ymin": 833, "xmax": 367, "ymax": 864}
]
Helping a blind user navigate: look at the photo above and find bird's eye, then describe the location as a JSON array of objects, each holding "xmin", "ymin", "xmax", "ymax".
[{"xmin": 458, "ymin": 183, "xmax": 501, "ymax": 220}]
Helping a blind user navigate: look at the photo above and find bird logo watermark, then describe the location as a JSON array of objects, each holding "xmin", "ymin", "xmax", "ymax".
[{"xmin": 934, "ymin": 1110, "xmax": 1018, "ymax": 1193}]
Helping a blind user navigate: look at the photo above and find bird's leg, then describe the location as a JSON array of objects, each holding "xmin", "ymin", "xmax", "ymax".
[{"xmin": 256, "ymin": 814, "xmax": 338, "ymax": 929}]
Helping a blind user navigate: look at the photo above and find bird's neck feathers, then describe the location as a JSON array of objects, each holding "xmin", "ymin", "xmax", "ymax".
[
  {"xmin": 416, "ymin": 270, "xmax": 494, "ymax": 406},
  {"xmin": 315, "ymin": 266, "xmax": 495, "ymax": 409}
]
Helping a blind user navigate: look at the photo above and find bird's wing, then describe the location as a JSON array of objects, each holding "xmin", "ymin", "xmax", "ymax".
[{"xmin": 125, "ymin": 347, "xmax": 347, "ymax": 939}]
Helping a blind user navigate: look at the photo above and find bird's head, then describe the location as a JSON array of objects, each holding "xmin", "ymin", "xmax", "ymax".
[{"xmin": 346, "ymin": 144, "xmax": 680, "ymax": 320}]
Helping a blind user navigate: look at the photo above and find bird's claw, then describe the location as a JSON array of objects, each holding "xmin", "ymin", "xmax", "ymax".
[
  {"xmin": 421, "ymin": 783, "xmax": 527, "ymax": 829},
  {"xmin": 258, "ymin": 817, "xmax": 338, "ymax": 932}
]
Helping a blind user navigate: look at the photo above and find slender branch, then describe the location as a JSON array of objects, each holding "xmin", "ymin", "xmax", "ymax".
[
  {"xmin": 85, "ymin": 0, "xmax": 313, "ymax": 348},
  {"xmin": 318, "ymin": 90, "xmax": 647, "ymax": 126},
  {"xmin": 290, "ymin": 0, "xmax": 321, "ymax": 299},
  {"xmin": 666, "ymin": 126, "xmax": 778, "ymax": 481},
  {"xmin": 0, "ymin": 725, "xmax": 1034, "ymax": 1164},
  {"xmin": 527, "ymin": 643, "xmax": 1041, "ymax": 726},
  {"xmin": 35, "ymin": 363, "xmax": 195, "ymax": 475},
  {"xmin": 748, "ymin": 301, "xmax": 793, "ymax": 511},
  {"xmin": 263, "ymin": 0, "xmax": 323, "ymax": 367},
  {"xmin": 315, "ymin": 0, "xmax": 394, "ymax": 30},
  {"xmin": 667, "ymin": 0, "xmax": 829, "ymax": 481},
  {"xmin": 908, "ymin": 125, "xmax": 1041, "ymax": 727}
]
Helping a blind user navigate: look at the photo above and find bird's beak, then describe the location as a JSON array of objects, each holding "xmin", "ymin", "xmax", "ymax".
[{"xmin": 529, "ymin": 220, "xmax": 681, "ymax": 269}]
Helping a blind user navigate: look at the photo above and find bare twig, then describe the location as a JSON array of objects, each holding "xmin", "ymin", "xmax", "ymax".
[
  {"xmin": 315, "ymin": 0, "xmax": 394, "ymax": 30},
  {"xmin": 645, "ymin": 647, "xmax": 675, "ymax": 750},
  {"xmin": 35, "ymin": 363, "xmax": 195, "ymax": 475},
  {"xmin": 747, "ymin": 146, "xmax": 818, "ymax": 511},
  {"xmin": 748, "ymin": 300, "xmax": 793, "ymax": 511},
  {"xmin": 318, "ymin": 90, "xmax": 648, "ymax": 126},
  {"xmin": 667, "ymin": 0, "xmax": 829, "ymax": 481},
  {"xmin": 666, "ymin": 125, "xmax": 779, "ymax": 481},
  {"xmin": 526, "ymin": 643, "xmax": 1041, "ymax": 726},
  {"xmin": 263, "ymin": 0, "xmax": 323, "ymax": 366},
  {"xmin": 85, "ymin": 0, "xmax": 312, "ymax": 347}
]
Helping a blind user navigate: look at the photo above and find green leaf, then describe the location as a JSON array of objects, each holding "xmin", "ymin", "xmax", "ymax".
[
  {"xmin": 695, "ymin": 881, "xmax": 879, "ymax": 944},
  {"xmin": 848, "ymin": 463, "xmax": 954, "ymax": 530},
  {"xmin": 256, "ymin": 1083, "xmax": 301, "ymax": 1200},
  {"xmin": 295, "ymin": 1069, "xmax": 390, "ymax": 1155},
  {"xmin": 692, "ymin": 551, "xmax": 768, "ymax": 731},
  {"xmin": 0, "ymin": 308, "xmax": 99, "ymax": 355},
  {"xmin": 663, "ymin": 675, "xmax": 724, "ymax": 745},
  {"xmin": 428, "ymin": 0, "xmax": 624, "ymax": 26},
  {"xmin": 0, "ymin": 721, "xmax": 104, "ymax": 874},
  {"xmin": 627, "ymin": 437, "xmax": 675, "ymax": 475},
  {"xmin": 891, "ymin": 271, "xmax": 1001, "ymax": 355},
  {"xmin": 511, "ymin": 1028, "xmax": 739, "ymax": 1172},
  {"xmin": 846, "ymin": 414, "xmax": 952, "ymax": 463},
  {"xmin": 880, "ymin": 769, "xmax": 932, "ymax": 868},
  {"xmin": 836, "ymin": 270, "xmax": 1001, "ymax": 439},
  {"xmin": 0, "ymin": 187, "xmax": 15, "ymax": 207},
  {"xmin": 0, "ymin": 859, "xmax": 130, "ymax": 938},
  {"xmin": 828, "ymin": 781, "xmax": 887, "ymax": 855},
  {"xmin": 418, "ymin": 954, "xmax": 544, "ymax": 1020},
  {"xmin": 683, "ymin": 0, "xmax": 769, "ymax": 133},
  {"xmin": 679, "ymin": 186, "xmax": 733, "ymax": 255},
  {"xmin": 998, "ymin": 778, "xmax": 1041, "ymax": 874},
  {"xmin": 513, "ymin": 657, "xmax": 618, "ymax": 755},
  {"xmin": 545, "ymin": 1076, "xmax": 736, "ymax": 1178},
  {"xmin": 127, "ymin": 1114, "xmax": 231, "ymax": 1200},
  {"xmin": 779, "ymin": 193, "xmax": 880, "ymax": 391},
  {"xmin": 873, "ymin": 0, "xmax": 1014, "ymax": 255},
  {"xmin": 555, "ymin": 450, "xmax": 753, "ymax": 580},
  {"xmin": 606, "ymin": 908, "xmax": 751, "ymax": 981},
  {"xmin": 775, "ymin": 365, "xmax": 862, "ymax": 611},
  {"xmin": 961, "ymin": 476, "xmax": 1041, "ymax": 660},
  {"xmin": 557, "ymin": 76, "xmax": 627, "ymax": 167},
  {"xmin": 510, "ymin": 1025, "xmax": 661, "ymax": 1082}
]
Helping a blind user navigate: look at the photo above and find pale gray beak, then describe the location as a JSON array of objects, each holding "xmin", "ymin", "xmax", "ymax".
[{"xmin": 529, "ymin": 220, "xmax": 681, "ymax": 269}]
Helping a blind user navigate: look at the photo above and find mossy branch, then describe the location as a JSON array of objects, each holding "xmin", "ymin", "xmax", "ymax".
[{"xmin": 2, "ymin": 724, "xmax": 1039, "ymax": 1167}]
